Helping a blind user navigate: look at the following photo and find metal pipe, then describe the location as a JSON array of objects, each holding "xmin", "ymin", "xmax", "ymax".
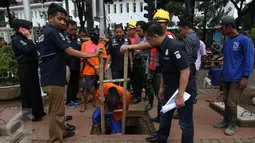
[
  {"xmin": 98, "ymin": 0, "xmax": 105, "ymax": 36},
  {"xmin": 65, "ymin": 0, "xmax": 69, "ymax": 16},
  {"xmin": 99, "ymin": 51, "xmax": 105, "ymax": 134},
  {"xmin": 121, "ymin": 52, "xmax": 128, "ymax": 134},
  {"xmin": 23, "ymin": 0, "xmax": 34, "ymax": 40}
]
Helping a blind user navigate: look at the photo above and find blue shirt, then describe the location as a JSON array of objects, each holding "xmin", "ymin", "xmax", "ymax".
[
  {"xmin": 37, "ymin": 24, "xmax": 70, "ymax": 87},
  {"xmin": 223, "ymin": 34, "xmax": 254, "ymax": 82}
]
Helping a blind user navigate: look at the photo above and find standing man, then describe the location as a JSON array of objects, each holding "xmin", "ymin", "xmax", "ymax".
[
  {"xmin": 122, "ymin": 22, "xmax": 196, "ymax": 143},
  {"xmin": 38, "ymin": 3, "xmax": 100, "ymax": 142},
  {"xmin": 12, "ymin": 19, "xmax": 46, "ymax": 122},
  {"xmin": 0, "ymin": 37, "xmax": 5, "ymax": 48},
  {"xmin": 65, "ymin": 20, "xmax": 82, "ymax": 108},
  {"xmin": 105, "ymin": 24, "xmax": 132, "ymax": 86},
  {"xmin": 131, "ymin": 21, "xmax": 154, "ymax": 111},
  {"xmin": 127, "ymin": 20, "xmax": 139, "ymax": 45},
  {"xmin": 214, "ymin": 16, "xmax": 254, "ymax": 136},
  {"xmin": 171, "ymin": 18, "xmax": 200, "ymax": 120}
]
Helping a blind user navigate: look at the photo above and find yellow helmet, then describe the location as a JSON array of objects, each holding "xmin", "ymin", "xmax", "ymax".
[
  {"xmin": 127, "ymin": 20, "xmax": 136, "ymax": 29},
  {"xmin": 153, "ymin": 9, "xmax": 170, "ymax": 23}
]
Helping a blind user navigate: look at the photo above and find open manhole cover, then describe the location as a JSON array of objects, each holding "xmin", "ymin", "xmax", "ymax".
[{"xmin": 90, "ymin": 110, "xmax": 156, "ymax": 135}]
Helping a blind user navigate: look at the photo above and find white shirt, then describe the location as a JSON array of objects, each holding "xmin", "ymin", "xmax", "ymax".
[{"xmin": 195, "ymin": 40, "xmax": 206, "ymax": 70}]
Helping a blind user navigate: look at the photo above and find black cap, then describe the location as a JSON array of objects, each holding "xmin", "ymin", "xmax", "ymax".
[
  {"xmin": 220, "ymin": 16, "xmax": 236, "ymax": 28},
  {"xmin": 12, "ymin": 19, "xmax": 32, "ymax": 32}
]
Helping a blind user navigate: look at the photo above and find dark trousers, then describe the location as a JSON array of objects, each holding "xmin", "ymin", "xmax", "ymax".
[
  {"xmin": 156, "ymin": 85, "xmax": 194, "ymax": 143},
  {"xmin": 18, "ymin": 61, "xmax": 45, "ymax": 117},
  {"xmin": 132, "ymin": 59, "xmax": 154, "ymax": 101},
  {"xmin": 111, "ymin": 70, "xmax": 131, "ymax": 89},
  {"xmin": 66, "ymin": 70, "xmax": 80, "ymax": 104},
  {"xmin": 223, "ymin": 82, "xmax": 244, "ymax": 128}
]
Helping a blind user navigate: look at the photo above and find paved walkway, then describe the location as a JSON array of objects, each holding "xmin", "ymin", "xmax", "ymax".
[{"xmin": 1, "ymin": 89, "xmax": 255, "ymax": 143}]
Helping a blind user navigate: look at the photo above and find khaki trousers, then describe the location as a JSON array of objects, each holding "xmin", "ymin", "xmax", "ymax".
[{"xmin": 42, "ymin": 86, "xmax": 66, "ymax": 143}]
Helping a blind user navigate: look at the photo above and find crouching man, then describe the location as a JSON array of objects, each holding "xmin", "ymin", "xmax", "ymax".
[{"xmin": 91, "ymin": 83, "xmax": 131, "ymax": 134}]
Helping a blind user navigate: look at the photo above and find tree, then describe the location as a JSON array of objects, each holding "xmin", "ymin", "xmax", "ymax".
[
  {"xmin": 230, "ymin": 0, "xmax": 255, "ymax": 30},
  {"xmin": 242, "ymin": 1, "xmax": 255, "ymax": 31},
  {"xmin": 195, "ymin": 0, "xmax": 230, "ymax": 41},
  {"xmin": 0, "ymin": 0, "xmax": 17, "ymax": 27}
]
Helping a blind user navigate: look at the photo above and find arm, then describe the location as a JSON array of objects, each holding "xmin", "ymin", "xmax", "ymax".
[
  {"xmin": 242, "ymin": 37, "xmax": 254, "ymax": 78},
  {"xmin": 105, "ymin": 54, "xmax": 112, "ymax": 67},
  {"xmin": 178, "ymin": 68, "xmax": 190, "ymax": 96},
  {"xmin": 65, "ymin": 47, "xmax": 99, "ymax": 59},
  {"xmin": 120, "ymin": 42, "xmax": 152, "ymax": 52},
  {"xmin": 86, "ymin": 59, "xmax": 97, "ymax": 68}
]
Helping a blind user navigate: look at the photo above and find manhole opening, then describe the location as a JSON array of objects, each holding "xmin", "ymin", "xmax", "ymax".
[{"xmin": 90, "ymin": 111, "xmax": 156, "ymax": 135}]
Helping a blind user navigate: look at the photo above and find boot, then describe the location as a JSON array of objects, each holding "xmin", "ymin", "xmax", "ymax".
[
  {"xmin": 225, "ymin": 109, "xmax": 237, "ymax": 136},
  {"xmin": 214, "ymin": 103, "xmax": 230, "ymax": 128},
  {"xmin": 151, "ymin": 104, "xmax": 161, "ymax": 123}
]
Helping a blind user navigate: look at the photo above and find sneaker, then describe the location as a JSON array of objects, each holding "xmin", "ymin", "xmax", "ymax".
[
  {"xmin": 224, "ymin": 126, "xmax": 235, "ymax": 136},
  {"xmin": 72, "ymin": 100, "xmax": 81, "ymax": 105},
  {"xmin": 65, "ymin": 103, "xmax": 77, "ymax": 109}
]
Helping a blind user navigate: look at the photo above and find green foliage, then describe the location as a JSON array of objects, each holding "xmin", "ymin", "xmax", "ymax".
[
  {"xmin": 249, "ymin": 27, "xmax": 255, "ymax": 43},
  {"xmin": 0, "ymin": 45, "xmax": 19, "ymax": 86}
]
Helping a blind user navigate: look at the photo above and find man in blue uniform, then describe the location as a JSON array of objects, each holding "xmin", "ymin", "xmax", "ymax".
[
  {"xmin": 37, "ymin": 3, "xmax": 100, "ymax": 143},
  {"xmin": 213, "ymin": 16, "xmax": 254, "ymax": 136},
  {"xmin": 105, "ymin": 24, "xmax": 132, "ymax": 86},
  {"xmin": 65, "ymin": 19, "xmax": 82, "ymax": 108},
  {"xmin": 11, "ymin": 19, "xmax": 46, "ymax": 122},
  {"xmin": 122, "ymin": 22, "xmax": 196, "ymax": 143}
]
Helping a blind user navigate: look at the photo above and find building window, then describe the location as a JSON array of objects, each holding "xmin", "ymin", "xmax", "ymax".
[
  {"xmin": 120, "ymin": 4, "xmax": 123, "ymax": 13},
  {"xmin": 140, "ymin": 2, "xmax": 143, "ymax": 12},
  {"xmin": 133, "ymin": 3, "xmax": 136, "ymax": 12},
  {"xmin": 108, "ymin": 5, "xmax": 110, "ymax": 14},
  {"xmin": 126, "ymin": 3, "xmax": 129, "ymax": 13},
  {"xmin": 114, "ymin": 4, "xmax": 116, "ymax": 13}
]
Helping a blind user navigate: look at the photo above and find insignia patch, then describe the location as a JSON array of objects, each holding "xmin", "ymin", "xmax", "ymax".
[
  {"xmin": 168, "ymin": 35, "xmax": 174, "ymax": 39},
  {"xmin": 59, "ymin": 33, "xmax": 66, "ymax": 41},
  {"xmin": 125, "ymin": 38, "xmax": 128, "ymax": 42},
  {"xmin": 20, "ymin": 40, "xmax": 27, "ymax": 46},
  {"xmin": 38, "ymin": 35, "xmax": 44, "ymax": 43},
  {"xmin": 165, "ymin": 49, "xmax": 169, "ymax": 55},
  {"xmin": 174, "ymin": 51, "xmax": 181, "ymax": 59},
  {"xmin": 232, "ymin": 42, "xmax": 240, "ymax": 51}
]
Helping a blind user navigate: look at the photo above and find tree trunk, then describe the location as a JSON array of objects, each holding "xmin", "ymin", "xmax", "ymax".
[{"xmin": 202, "ymin": 1, "xmax": 209, "ymax": 42}]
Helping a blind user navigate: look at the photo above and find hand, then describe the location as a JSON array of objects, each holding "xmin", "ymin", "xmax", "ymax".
[
  {"xmin": 120, "ymin": 45, "xmax": 131, "ymax": 53},
  {"xmin": 94, "ymin": 66, "xmax": 99, "ymax": 75},
  {"xmin": 158, "ymin": 87, "xmax": 165, "ymax": 100},
  {"xmin": 20, "ymin": 28, "xmax": 31, "ymax": 39},
  {"xmin": 104, "ymin": 66, "xmax": 108, "ymax": 73},
  {"xmin": 98, "ymin": 97, "xmax": 105, "ymax": 105},
  {"xmin": 175, "ymin": 94, "xmax": 185, "ymax": 108},
  {"xmin": 94, "ymin": 47, "xmax": 102, "ymax": 56},
  {"xmin": 239, "ymin": 77, "xmax": 248, "ymax": 90}
]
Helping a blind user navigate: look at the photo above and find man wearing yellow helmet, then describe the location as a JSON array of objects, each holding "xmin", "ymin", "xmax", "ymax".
[{"xmin": 127, "ymin": 20, "xmax": 139, "ymax": 44}]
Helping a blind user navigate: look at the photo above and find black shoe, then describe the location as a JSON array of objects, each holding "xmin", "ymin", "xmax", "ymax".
[
  {"xmin": 145, "ymin": 104, "xmax": 153, "ymax": 112},
  {"xmin": 172, "ymin": 114, "xmax": 179, "ymax": 120},
  {"xmin": 132, "ymin": 98, "xmax": 141, "ymax": 104},
  {"xmin": 32, "ymin": 116, "xmax": 42, "ymax": 122},
  {"xmin": 64, "ymin": 130, "xmax": 75, "ymax": 138},
  {"xmin": 151, "ymin": 117, "xmax": 160, "ymax": 123},
  {"xmin": 145, "ymin": 136, "xmax": 167, "ymax": 143},
  {"xmin": 65, "ymin": 115, "xmax": 72, "ymax": 121},
  {"xmin": 65, "ymin": 123, "xmax": 76, "ymax": 131},
  {"xmin": 40, "ymin": 112, "xmax": 47, "ymax": 116}
]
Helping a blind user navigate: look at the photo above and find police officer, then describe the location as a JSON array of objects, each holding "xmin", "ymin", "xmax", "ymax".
[
  {"xmin": 105, "ymin": 24, "xmax": 132, "ymax": 86},
  {"xmin": 122, "ymin": 22, "xmax": 196, "ymax": 143},
  {"xmin": 11, "ymin": 19, "xmax": 46, "ymax": 122},
  {"xmin": 37, "ymin": 3, "xmax": 100, "ymax": 142},
  {"xmin": 65, "ymin": 19, "xmax": 82, "ymax": 108}
]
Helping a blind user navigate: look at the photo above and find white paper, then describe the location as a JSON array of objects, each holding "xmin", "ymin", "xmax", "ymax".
[{"xmin": 161, "ymin": 89, "xmax": 191, "ymax": 114}]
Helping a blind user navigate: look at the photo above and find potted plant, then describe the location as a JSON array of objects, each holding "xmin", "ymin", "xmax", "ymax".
[{"xmin": 0, "ymin": 45, "xmax": 20, "ymax": 100}]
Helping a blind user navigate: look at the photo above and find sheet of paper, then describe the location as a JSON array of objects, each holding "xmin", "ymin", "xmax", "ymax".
[{"xmin": 161, "ymin": 89, "xmax": 191, "ymax": 114}]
